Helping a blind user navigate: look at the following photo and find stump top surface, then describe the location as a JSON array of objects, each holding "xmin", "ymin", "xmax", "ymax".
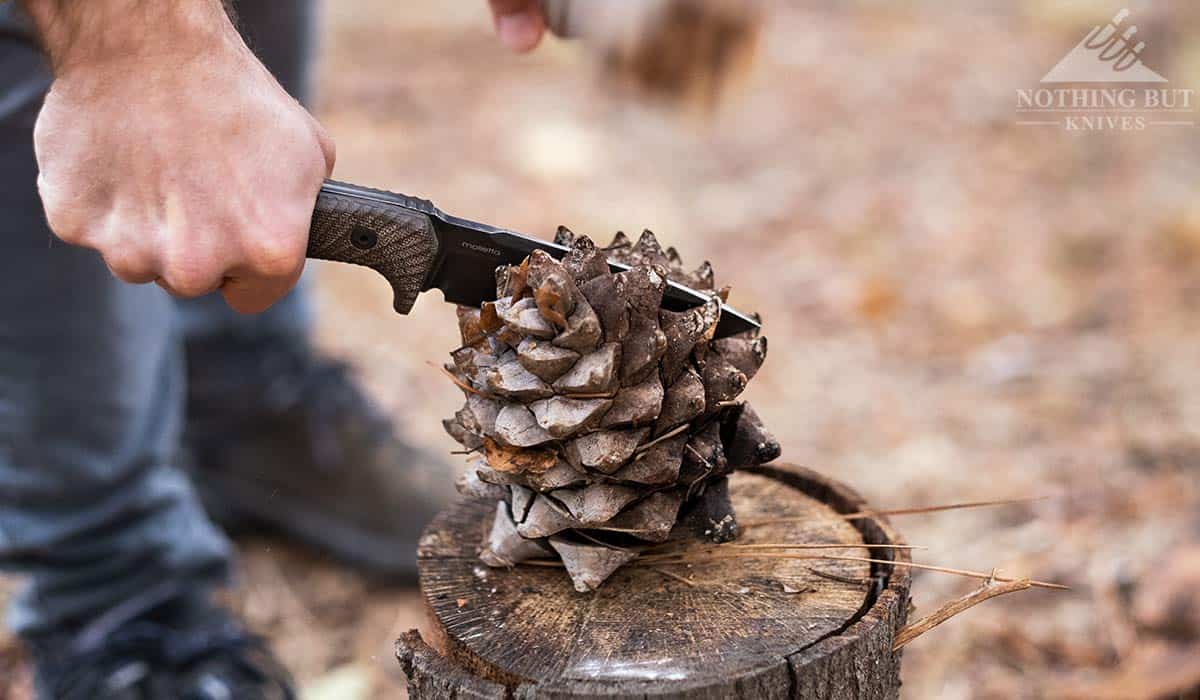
[{"xmin": 417, "ymin": 470, "xmax": 876, "ymax": 690}]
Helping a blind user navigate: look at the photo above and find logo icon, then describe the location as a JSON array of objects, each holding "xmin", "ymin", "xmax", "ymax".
[
  {"xmin": 1015, "ymin": 8, "xmax": 1193, "ymax": 131},
  {"xmin": 1041, "ymin": 9, "xmax": 1166, "ymax": 83}
]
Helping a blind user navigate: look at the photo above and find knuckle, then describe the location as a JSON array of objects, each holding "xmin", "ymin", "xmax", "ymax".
[
  {"xmin": 48, "ymin": 215, "xmax": 87, "ymax": 245},
  {"xmin": 105, "ymin": 248, "xmax": 156, "ymax": 282},
  {"xmin": 161, "ymin": 257, "xmax": 218, "ymax": 297},
  {"xmin": 245, "ymin": 229, "xmax": 304, "ymax": 279},
  {"xmin": 37, "ymin": 184, "xmax": 85, "ymax": 243}
]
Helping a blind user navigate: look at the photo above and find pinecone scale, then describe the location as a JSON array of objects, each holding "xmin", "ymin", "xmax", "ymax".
[{"xmin": 444, "ymin": 230, "xmax": 777, "ymax": 591}]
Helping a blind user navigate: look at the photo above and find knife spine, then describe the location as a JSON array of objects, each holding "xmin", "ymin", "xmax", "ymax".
[{"xmin": 321, "ymin": 180, "xmax": 441, "ymax": 218}]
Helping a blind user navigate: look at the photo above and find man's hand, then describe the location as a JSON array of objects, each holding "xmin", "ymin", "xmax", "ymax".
[
  {"xmin": 25, "ymin": 0, "xmax": 335, "ymax": 313},
  {"xmin": 22, "ymin": 0, "xmax": 541, "ymax": 314},
  {"xmin": 488, "ymin": 0, "xmax": 546, "ymax": 52}
]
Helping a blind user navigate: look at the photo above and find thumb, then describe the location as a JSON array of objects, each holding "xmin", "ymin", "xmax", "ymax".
[{"xmin": 488, "ymin": 0, "xmax": 545, "ymax": 52}]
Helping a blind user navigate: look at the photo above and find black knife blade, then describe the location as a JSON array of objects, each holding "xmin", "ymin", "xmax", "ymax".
[{"xmin": 308, "ymin": 180, "xmax": 759, "ymax": 338}]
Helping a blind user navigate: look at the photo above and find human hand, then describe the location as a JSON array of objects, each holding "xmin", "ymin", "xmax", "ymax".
[
  {"xmin": 25, "ymin": 0, "xmax": 335, "ymax": 313},
  {"xmin": 488, "ymin": 0, "xmax": 547, "ymax": 52}
]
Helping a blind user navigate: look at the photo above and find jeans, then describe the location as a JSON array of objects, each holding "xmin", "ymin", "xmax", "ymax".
[{"xmin": 0, "ymin": 0, "xmax": 316, "ymax": 636}]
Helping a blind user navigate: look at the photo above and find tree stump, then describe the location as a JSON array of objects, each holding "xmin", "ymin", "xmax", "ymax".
[{"xmin": 398, "ymin": 463, "xmax": 911, "ymax": 699}]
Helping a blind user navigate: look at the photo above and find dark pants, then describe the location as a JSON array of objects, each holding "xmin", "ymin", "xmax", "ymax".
[{"xmin": 0, "ymin": 0, "xmax": 316, "ymax": 636}]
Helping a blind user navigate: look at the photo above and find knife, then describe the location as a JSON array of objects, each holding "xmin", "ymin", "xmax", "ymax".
[{"xmin": 307, "ymin": 180, "xmax": 759, "ymax": 338}]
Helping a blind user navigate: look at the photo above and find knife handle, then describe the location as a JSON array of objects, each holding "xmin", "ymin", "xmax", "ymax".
[{"xmin": 308, "ymin": 180, "xmax": 440, "ymax": 314}]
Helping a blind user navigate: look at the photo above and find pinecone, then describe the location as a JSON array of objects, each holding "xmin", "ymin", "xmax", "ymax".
[{"xmin": 443, "ymin": 229, "xmax": 778, "ymax": 592}]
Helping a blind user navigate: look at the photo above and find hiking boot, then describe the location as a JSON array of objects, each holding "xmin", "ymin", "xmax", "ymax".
[
  {"xmin": 183, "ymin": 335, "xmax": 455, "ymax": 580},
  {"xmin": 28, "ymin": 583, "xmax": 293, "ymax": 700}
]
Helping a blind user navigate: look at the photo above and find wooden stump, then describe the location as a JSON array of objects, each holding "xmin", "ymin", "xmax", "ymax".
[{"xmin": 398, "ymin": 463, "xmax": 911, "ymax": 699}]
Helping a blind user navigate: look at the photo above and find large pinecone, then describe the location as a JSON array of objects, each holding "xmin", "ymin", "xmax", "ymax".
[{"xmin": 443, "ymin": 229, "xmax": 778, "ymax": 592}]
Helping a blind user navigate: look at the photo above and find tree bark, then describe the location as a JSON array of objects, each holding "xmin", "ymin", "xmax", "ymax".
[{"xmin": 398, "ymin": 463, "xmax": 911, "ymax": 698}]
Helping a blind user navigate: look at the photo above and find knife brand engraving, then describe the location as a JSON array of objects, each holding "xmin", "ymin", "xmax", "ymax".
[{"xmin": 461, "ymin": 241, "xmax": 502, "ymax": 257}]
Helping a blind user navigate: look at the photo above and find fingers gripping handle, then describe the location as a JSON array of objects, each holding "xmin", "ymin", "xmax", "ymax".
[{"xmin": 308, "ymin": 182, "xmax": 439, "ymax": 314}]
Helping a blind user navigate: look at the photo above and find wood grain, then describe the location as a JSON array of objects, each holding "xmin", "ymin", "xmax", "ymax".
[{"xmin": 399, "ymin": 463, "xmax": 911, "ymax": 698}]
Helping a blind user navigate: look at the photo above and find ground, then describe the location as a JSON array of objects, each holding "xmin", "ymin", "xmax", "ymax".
[{"xmin": 4, "ymin": 1, "xmax": 1200, "ymax": 698}]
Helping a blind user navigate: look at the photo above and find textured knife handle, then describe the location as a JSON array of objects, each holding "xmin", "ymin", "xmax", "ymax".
[{"xmin": 308, "ymin": 183, "xmax": 439, "ymax": 314}]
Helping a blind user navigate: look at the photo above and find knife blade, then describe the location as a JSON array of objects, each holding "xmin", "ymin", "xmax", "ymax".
[{"xmin": 307, "ymin": 180, "xmax": 759, "ymax": 338}]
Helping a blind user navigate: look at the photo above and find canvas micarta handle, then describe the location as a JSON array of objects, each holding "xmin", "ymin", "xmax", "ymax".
[{"xmin": 308, "ymin": 180, "xmax": 440, "ymax": 314}]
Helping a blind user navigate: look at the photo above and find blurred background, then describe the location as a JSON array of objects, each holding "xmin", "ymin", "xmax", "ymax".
[{"xmin": 5, "ymin": 0, "xmax": 1200, "ymax": 697}]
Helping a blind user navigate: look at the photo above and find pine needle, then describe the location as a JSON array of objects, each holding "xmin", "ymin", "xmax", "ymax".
[
  {"xmin": 634, "ymin": 423, "xmax": 691, "ymax": 454},
  {"xmin": 808, "ymin": 554, "xmax": 1069, "ymax": 591},
  {"xmin": 740, "ymin": 496, "xmax": 1046, "ymax": 528},
  {"xmin": 892, "ymin": 573, "xmax": 1033, "ymax": 650},
  {"xmin": 723, "ymin": 543, "xmax": 923, "ymax": 551},
  {"xmin": 841, "ymin": 497, "xmax": 1048, "ymax": 520},
  {"xmin": 633, "ymin": 551, "xmax": 1068, "ymax": 590},
  {"xmin": 807, "ymin": 566, "xmax": 873, "ymax": 586},
  {"xmin": 641, "ymin": 542, "xmax": 922, "ymax": 558},
  {"xmin": 682, "ymin": 444, "xmax": 715, "ymax": 499},
  {"xmin": 430, "ymin": 361, "xmax": 485, "ymax": 397},
  {"xmin": 683, "ymin": 444, "xmax": 712, "ymax": 466},
  {"xmin": 652, "ymin": 567, "xmax": 698, "ymax": 587},
  {"xmin": 637, "ymin": 552, "xmax": 835, "ymax": 566},
  {"xmin": 520, "ymin": 550, "xmax": 1065, "ymax": 593}
]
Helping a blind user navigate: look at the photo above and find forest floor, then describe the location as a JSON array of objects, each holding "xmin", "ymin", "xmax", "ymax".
[{"xmin": 4, "ymin": 1, "xmax": 1200, "ymax": 698}]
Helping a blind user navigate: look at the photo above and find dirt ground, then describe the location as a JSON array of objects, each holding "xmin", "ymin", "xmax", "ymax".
[{"xmin": 5, "ymin": 1, "xmax": 1200, "ymax": 698}]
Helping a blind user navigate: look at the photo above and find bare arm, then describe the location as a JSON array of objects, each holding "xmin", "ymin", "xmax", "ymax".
[
  {"xmin": 20, "ymin": 0, "xmax": 542, "ymax": 313},
  {"xmin": 21, "ymin": 0, "xmax": 334, "ymax": 312}
]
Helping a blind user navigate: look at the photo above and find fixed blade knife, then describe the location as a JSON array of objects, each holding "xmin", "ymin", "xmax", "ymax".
[{"xmin": 307, "ymin": 180, "xmax": 759, "ymax": 338}]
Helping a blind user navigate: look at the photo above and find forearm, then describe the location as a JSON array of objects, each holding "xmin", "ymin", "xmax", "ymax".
[{"xmin": 17, "ymin": 0, "xmax": 236, "ymax": 73}]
